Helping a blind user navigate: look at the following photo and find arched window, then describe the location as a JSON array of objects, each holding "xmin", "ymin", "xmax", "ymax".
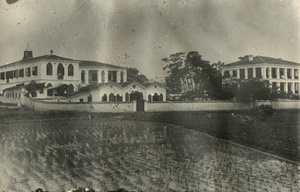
[
  {"xmin": 101, "ymin": 70, "xmax": 105, "ymax": 83},
  {"xmin": 120, "ymin": 71, "xmax": 124, "ymax": 83},
  {"xmin": 81, "ymin": 70, "xmax": 85, "ymax": 83},
  {"xmin": 68, "ymin": 64, "xmax": 74, "ymax": 76},
  {"xmin": 109, "ymin": 93, "xmax": 115, "ymax": 102},
  {"xmin": 148, "ymin": 94, "xmax": 151, "ymax": 102},
  {"xmin": 116, "ymin": 94, "xmax": 122, "ymax": 101},
  {"xmin": 102, "ymin": 94, "xmax": 107, "ymax": 102},
  {"xmin": 57, "ymin": 63, "xmax": 64, "ymax": 79},
  {"xmin": 159, "ymin": 93, "xmax": 163, "ymax": 101},
  {"xmin": 46, "ymin": 63, "xmax": 52, "ymax": 75},
  {"xmin": 153, "ymin": 93, "xmax": 159, "ymax": 101},
  {"xmin": 68, "ymin": 84, "xmax": 74, "ymax": 95},
  {"xmin": 125, "ymin": 92, "xmax": 129, "ymax": 102}
]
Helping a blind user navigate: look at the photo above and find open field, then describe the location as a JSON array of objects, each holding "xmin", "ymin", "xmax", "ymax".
[
  {"xmin": 129, "ymin": 110, "xmax": 300, "ymax": 162},
  {"xmin": 0, "ymin": 114, "xmax": 299, "ymax": 192}
]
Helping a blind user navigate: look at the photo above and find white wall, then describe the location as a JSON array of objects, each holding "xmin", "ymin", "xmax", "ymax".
[{"xmin": 22, "ymin": 96, "xmax": 135, "ymax": 112}]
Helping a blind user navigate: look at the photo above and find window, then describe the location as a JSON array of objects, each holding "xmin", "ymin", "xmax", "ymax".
[
  {"xmin": 25, "ymin": 67, "xmax": 31, "ymax": 77},
  {"xmin": 255, "ymin": 68, "xmax": 262, "ymax": 78},
  {"xmin": 224, "ymin": 71, "xmax": 230, "ymax": 78},
  {"xmin": 47, "ymin": 89, "xmax": 53, "ymax": 96},
  {"xmin": 92, "ymin": 73, "xmax": 97, "ymax": 81},
  {"xmin": 13, "ymin": 70, "xmax": 18, "ymax": 78},
  {"xmin": 109, "ymin": 93, "xmax": 115, "ymax": 102},
  {"xmin": 279, "ymin": 68, "xmax": 284, "ymax": 79},
  {"xmin": 248, "ymin": 68, "xmax": 253, "ymax": 78},
  {"xmin": 79, "ymin": 99, "xmax": 84, "ymax": 103},
  {"xmin": 32, "ymin": 66, "xmax": 38, "ymax": 76},
  {"xmin": 272, "ymin": 68, "xmax": 277, "ymax": 78},
  {"xmin": 116, "ymin": 94, "xmax": 122, "ymax": 101},
  {"xmin": 240, "ymin": 69, "xmax": 245, "ymax": 79},
  {"xmin": 125, "ymin": 92, "xmax": 129, "ymax": 102},
  {"xmin": 68, "ymin": 64, "xmax": 74, "ymax": 76},
  {"xmin": 287, "ymin": 69, "xmax": 292, "ymax": 79},
  {"xmin": 148, "ymin": 94, "xmax": 151, "ymax": 101},
  {"xmin": 232, "ymin": 70, "xmax": 237, "ymax": 78},
  {"xmin": 19, "ymin": 69, "xmax": 24, "ymax": 77},
  {"xmin": 57, "ymin": 63, "xmax": 64, "ymax": 79},
  {"xmin": 102, "ymin": 94, "xmax": 107, "ymax": 102},
  {"xmin": 0, "ymin": 72, "xmax": 4, "ymax": 80},
  {"xmin": 81, "ymin": 70, "xmax": 85, "ymax": 83},
  {"xmin": 120, "ymin": 71, "xmax": 124, "ymax": 82},
  {"xmin": 46, "ymin": 63, "xmax": 52, "ymax": 75}
]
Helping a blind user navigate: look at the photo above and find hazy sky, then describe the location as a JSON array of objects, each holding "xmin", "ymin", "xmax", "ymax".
[{"xmin": 0, "ymin": 0, "xmax": 299, "ymax": 81}]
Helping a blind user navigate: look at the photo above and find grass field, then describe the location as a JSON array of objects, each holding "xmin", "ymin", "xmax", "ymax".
[{"xmin": 0, "ymin": 108, "xmax": 299, "ymax": 192}]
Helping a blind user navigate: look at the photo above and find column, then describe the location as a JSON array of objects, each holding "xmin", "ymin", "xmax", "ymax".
[
  {"xmin": 97, "ymin": 70, "xmax": 101, "ymax": 84},
  {"xmin": 245, "ymin": 68, "xmax": 248, "ymax": 79},
  {"xmin": 237, "ymin": 69, "xmax": 240, "ymax": 79},
  {"xmin": 253, "ymin": 68, "xmax": 256, "ymax": 78},
  {"xmin": 291, "ymin": 69, "xmax": 295, "ymax": 79},
  {"xmin": 284, "ymin": 82, "xmax": 288, "ymax": 92},
  {"xmin": 276, "ymin": 68, "xmax": 280, "ymax": 79},
  {"xmin": 85, "ymin": 70, "xmax": 89, "ymax": 84},
  {"xmin": 105, "ymin": 71, "xmax": 108, "ymax": 83},
  {"xmin": 268, "ymin": 68, "xmax": 271, "ymax": 79},
  {"xmin": 291, "ymin": 82, "xmax": 295, "ymax": 93},
  {"xmin": 123, "ymin": 71, "xmax": 127, "ymax": 82},
  {"xmin": 117, "ymin": 71, "xmax": 121, "ymax": 83},
  {"xmin": 284, "ymin": 68, "xmax": 287, "ymax": 79},
  {"xmin": 262, "ymin": 67, "xmax": 266, "ymax": 78}
]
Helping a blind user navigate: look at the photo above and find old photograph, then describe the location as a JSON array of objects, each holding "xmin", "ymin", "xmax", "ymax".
[{"xmin": 0, "ymin": 0, "xmax": 299, "ymax": 191}]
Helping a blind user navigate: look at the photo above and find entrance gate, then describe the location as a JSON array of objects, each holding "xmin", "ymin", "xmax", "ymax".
[{"xmin": 130, "ymin": 91, "xmax": 144, "ymax": 112}]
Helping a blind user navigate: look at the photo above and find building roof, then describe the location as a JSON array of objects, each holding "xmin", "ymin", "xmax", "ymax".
[
  {"xmin": 68, "ymin": 81, "xmax": 166, "ymax": 98},
  {"xmin": 1, "ymin": 54, "xmax": 124, "ymax": 70},
  {"xmin": 223, "ymin": 56, "xmax": 300, "ymax": 67},
  {"xmin": 79, "ymin": 60, "xmax": 124, "ymax": 69}
]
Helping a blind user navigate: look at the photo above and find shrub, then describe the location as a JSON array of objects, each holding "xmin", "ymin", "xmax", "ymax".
[{"xmin": 249, "ymin": 104, "xmax": 275, "ymax": 121}]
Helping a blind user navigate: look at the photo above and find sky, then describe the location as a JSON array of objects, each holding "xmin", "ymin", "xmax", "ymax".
[{"xmin": 0, "ymin": 0, "xmax": 299, "ymax": 82}]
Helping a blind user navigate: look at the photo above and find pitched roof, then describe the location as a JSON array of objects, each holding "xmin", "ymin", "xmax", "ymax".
[
  {"xmin": 223, "ymin": 56, "xmax": 300, "ymax": 67},
  {"xmin": 79, "ymin": 60, "xmax": 124, "ymax": 69},
  {"xmin": 1, "ymin": 54, "xmax": 124, "ymax": 69},
  {"xmin": 0, "ymin": 54, "xmax": 76, "ymax": 68}
]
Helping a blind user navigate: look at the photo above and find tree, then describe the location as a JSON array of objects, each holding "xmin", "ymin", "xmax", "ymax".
[
  {"xmin": 236, "ymin": 79, "xmax": 272, "ymax": 104},
  {"xmin": 163, "ymin": 51, "xmax": 224, "ymax": 99},
  {"xmin": 24, "ymin": 80, "xmax": 45, "ymax": 97},
  {"xmin": 162, "ymin": 52, "xmax": 186, "ymax": 93},
  {"xmin": 126, "ymin": 67, "xmax": 149, "ymax": 84}
]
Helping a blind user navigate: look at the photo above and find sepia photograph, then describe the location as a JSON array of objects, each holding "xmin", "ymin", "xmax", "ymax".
[{"xmin": 0, "ymin": 0, "xmax": 299, "ymax": 191}]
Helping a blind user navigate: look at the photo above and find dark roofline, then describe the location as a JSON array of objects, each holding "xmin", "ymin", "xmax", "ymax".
[
  {"xmin": 223, "ymin": 56, "xmax": 300, "ymax": 67},
  {"xmin": 79, "ymin": 60, "xmax": 125, "ymax": 69}
]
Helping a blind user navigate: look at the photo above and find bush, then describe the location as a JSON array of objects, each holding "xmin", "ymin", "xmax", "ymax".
[{"xmin": 249, "ymin": 104, "xmax": 275, "ymax": 121}]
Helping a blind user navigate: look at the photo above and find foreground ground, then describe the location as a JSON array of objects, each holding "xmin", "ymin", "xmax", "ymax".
[{"xmin": 0, "ymin": 109, "xmax": 299, "ymax": 191}]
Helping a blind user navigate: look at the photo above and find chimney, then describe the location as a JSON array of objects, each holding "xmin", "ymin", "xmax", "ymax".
[
  {"xmin": 248, "ymin": 55, "xmax": 253, "ymax": 61},
  {"xmin": 23, "ymin": 43, "xmax": 33, "ymax": 60}
]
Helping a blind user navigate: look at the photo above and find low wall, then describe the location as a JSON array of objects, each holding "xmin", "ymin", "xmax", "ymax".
[
  {"xmin": 21, "ymin": 95, "xmax": 300, "ymax": 113},
  {"xmin": 0, "ymin": 95, "xmax": 19, "ymax": 104},
  {"xmin": 21, "ymin": 96, "xmax": 135, "ymax": 113},
  {"xmin": 145, "ymin": 100, "xmax": 300, "ymax": 112}
]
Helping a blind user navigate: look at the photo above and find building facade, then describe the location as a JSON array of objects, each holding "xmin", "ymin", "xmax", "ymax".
[
  {"xmin": 221, "ymin": 55, "xmax": 300, "ymax": 94},
  {"xmin": 0, "ymin": 44, "xmax": 166, "ymax": 102}
]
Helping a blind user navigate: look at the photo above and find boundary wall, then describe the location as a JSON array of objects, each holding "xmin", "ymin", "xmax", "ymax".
[
  {"xmin": 19, "ymin": 95, "xmax": 300, "ymax": 112},
  {"xmin": 21, "ymin": 95, "xmax": 136, "ymax": 113},
  {"xmin": 144, "ymin": 100, "xmax": 300, "ymax": 112}
]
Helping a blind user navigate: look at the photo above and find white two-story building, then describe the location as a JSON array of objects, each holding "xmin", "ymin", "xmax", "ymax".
[
  {"xmin": 1, "ymin": 44, "xmax": 166, "ymax": 102},
  {"xmin": 221, "ymin": 55, "xmax": 300, "ymax": 94}
]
